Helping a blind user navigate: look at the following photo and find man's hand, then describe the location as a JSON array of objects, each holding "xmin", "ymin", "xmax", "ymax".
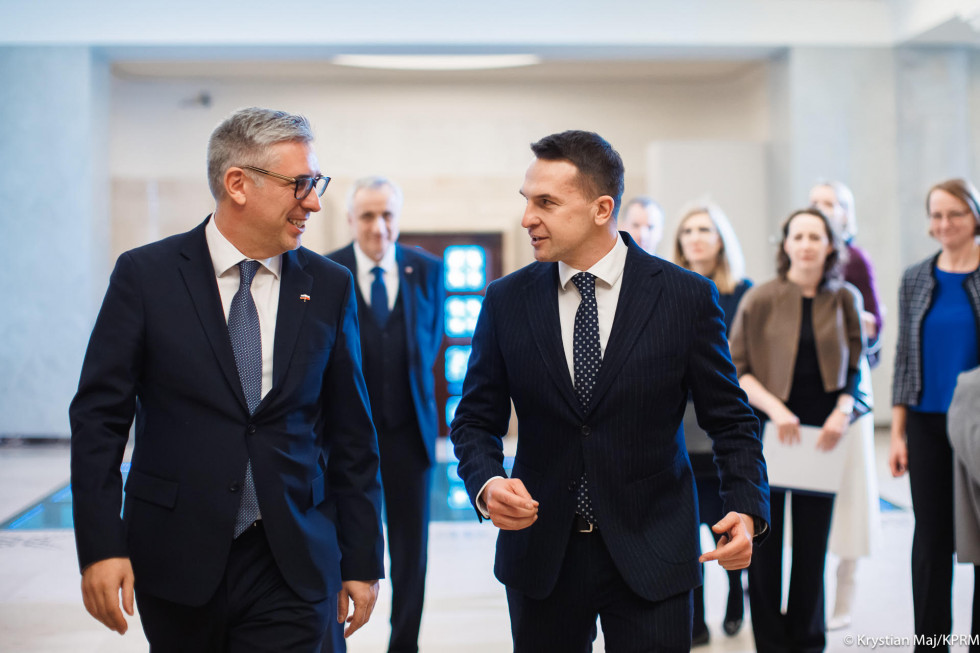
[
  {"xmin": 81, "ymin": 557, "xmax": 135, "ymax": 634},
  {"xmin": 699, "ymin": 512, "xmax": 754, "ymax": 570},
  {"xmin": 337, "ymin": 579, "xmax": 379, "ymax": 638},
  {"xmin": 483, "ymin": 478, "xmax": 539, "ymax": 530}
]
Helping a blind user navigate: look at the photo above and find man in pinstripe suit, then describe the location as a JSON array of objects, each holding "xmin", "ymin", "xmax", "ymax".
[{"xmin": 450, "ymin": 130, "xmax": 769, "ymax": 651}]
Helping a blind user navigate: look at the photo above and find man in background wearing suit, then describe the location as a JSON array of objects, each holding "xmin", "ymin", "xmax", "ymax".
[
  {"xmin": 450, "ymin": 130, "xmax": 769, "ymax": 651},
  {"xmin": 70, "ymin": 107, "xmax": 385, "ymax": 652},
  {"xmin": 327, "ymin": 177, "xmax": 445, "ymax": 653}
]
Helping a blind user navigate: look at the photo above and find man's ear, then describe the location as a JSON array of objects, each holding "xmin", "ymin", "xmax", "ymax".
[
  {"xmin": 225, "ymin": 168, "xmax": 248, "ymax": 206},
  {"xmin": 593, "ymin": 195, "xmax": 615, "ymax": 226}
]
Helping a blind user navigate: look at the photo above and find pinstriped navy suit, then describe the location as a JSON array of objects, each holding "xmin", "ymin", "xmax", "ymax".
[{"xmin": 451, "ymin": 233, "xmax": 769, "ymax": 645}]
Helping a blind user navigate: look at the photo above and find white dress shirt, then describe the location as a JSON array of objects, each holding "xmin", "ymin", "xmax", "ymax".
[
  {"xmin": 353, "ymin": 242, "xmax": 399, "ymax": 310},
  {"xmin": 205, "ymin": 215, "xmax": 281, "ymax": 400},
  {"xmin": 556, "ymin": 233, "xmax": 627, "ymax": 382}
]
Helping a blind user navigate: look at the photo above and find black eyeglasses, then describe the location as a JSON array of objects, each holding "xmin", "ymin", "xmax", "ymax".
[{"xmin": 240, "ymin": 165, "xmax": 331, "ymax": 200}]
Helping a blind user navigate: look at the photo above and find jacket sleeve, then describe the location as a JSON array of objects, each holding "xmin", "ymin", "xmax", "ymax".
[
  {"xmin": 687, "ymin": 282, "xmax": 770, "ymax": 531},
  {"xmin": 449, "ymin": 283, "xmax": 512, "ymax": 515},
  {"xmin": 69, "ymin": 252, "xmax": 144, "ymax": 571},
  {"xmin": 323, "ymin": 272, "xmax": 385, "ymax": 581},
  {"xmin": 891, "ymin": 271, "xmax": 914, "ymax": 407}
]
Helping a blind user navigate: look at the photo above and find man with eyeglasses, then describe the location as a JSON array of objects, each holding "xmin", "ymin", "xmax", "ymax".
[
  {"xmin": 69, "ymin": 107, "xmax": 384, "ymax": 652},
  {"xmin": 325, "ymin": 177, "xmax": 445, "ymax": 653}
]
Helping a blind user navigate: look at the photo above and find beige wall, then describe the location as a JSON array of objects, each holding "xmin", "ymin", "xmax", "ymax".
[{"xmin": 109, "ymin": 65, "xmax": 769, "ymax": 273}]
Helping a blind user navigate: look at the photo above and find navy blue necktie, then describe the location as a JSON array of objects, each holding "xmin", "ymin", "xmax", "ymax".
[
  {"xmin": 571, "ymin": 272, "xmax": 601, "ymax": 525},
  {"xmin": 229, "ymin": 260, "xmax": 262, "ymax": 537},
  {"xmin": 370, "ymin": 266, "xmax": 390, "ymax": 327}
]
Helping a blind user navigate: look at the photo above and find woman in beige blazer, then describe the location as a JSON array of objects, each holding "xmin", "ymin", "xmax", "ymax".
[{"xmin": 729, "ymin": 208, "xmax": 865, "ymax": 653}]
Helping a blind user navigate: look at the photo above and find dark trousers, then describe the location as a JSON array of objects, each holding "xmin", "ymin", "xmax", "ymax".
[
  {"xmin": 136, "ymin": 522, "xmax": 333, "ymax": 653},
  {"xmin": 506, "ymin": 528, "xmax": 693, "ymax": 652},
  {"xmin": 691, "ymin": 460, "xmax": 743, "ymax": 636},
  {"xmin": 749, "ymin": 489, "xmax": 834, "ymax": 653},
  {"xmin": 322, "ymin": 425, "xmax": 431, "ymax": 653},
  {"xmin": 379, "ymin": 425, "xmax": 432, "ymax": 653},
  {"xmin": 323, "ymin": 426, "xmax": 432, "ymax": 653},
  {"xmin": 907, "ymin": 411, "xmax": 957, "ymax": 652}
]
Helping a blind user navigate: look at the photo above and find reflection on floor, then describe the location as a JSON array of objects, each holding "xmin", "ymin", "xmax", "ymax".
[{"xmin": 0, "ymin": 433, "xmax": 975, "ymax": 652}]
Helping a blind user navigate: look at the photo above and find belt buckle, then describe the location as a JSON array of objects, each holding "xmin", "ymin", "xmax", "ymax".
[{"xmin": 574, "ymin": 514, "xmax": 595, "ymax": 533}]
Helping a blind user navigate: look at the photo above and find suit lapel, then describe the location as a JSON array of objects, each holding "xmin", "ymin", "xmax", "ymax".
[
  {"xmin": 396, "ymin": 245, "xmax": 419, "ymax": 359},
  {"xmin": 178, "ymin": 218, "xmax": 249, "ymax": 414},
  {"xmin": 267, "ymin": 248, "xmax": 314, "ymax": 406},
  {"xmin": 588, "ymin": 246, "xmax": 663, "ymax": 411},
  {"xmin": 524, "ymin": 263, "xmax": 583, "ymax": 418}
]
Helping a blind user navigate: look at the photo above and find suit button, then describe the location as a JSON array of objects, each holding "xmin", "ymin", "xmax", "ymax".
[
  {"xmin": 581, "ymin": 425, "xmax": 591, "ymax": 437},
  {"xmin": 247, "ymin": 424, "xmax": 257, "ymax": 435},
  {"xmin": 229, "ymin": 482, "xmax": 240, "ymax": 492},
  {"xmin": 568, "ymin": 481, "xmax": 577, "ymax": 491}
]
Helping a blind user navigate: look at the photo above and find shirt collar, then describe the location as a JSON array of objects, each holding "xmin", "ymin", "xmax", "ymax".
[
  {"xmin": 558, "ymin": 233, "xmax": 627, "ymax": 290},
  {"xmin": 205, "ymin": 213, "xmax": 281, "ymax": 279},
  {"xmin": 353, "ymin": 241, "xmax": 398, "ymax": 275}
]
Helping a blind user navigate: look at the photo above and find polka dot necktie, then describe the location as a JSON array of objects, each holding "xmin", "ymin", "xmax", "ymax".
[
  {"xmin": 571, "ymin": 272, "xmax": 600, "ymax": 525},
  {"xmin": 370, "ymin": 266, "xmax": 390, "ymax": 327},
  {"xmin": 230, "ymin": 260, "xmax": 262, "ymax": 538}
]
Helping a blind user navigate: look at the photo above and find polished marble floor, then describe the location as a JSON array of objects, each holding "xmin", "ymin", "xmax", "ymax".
[{"xmin": 0, "ymin": 432, "xmax": 975, "ymax": 652}]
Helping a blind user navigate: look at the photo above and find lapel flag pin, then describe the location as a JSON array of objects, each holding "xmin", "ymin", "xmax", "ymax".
[
  {"xmin": 300, "ymin": 294, "xmax": 311, "ymax": 302},
  {"xmin": 405, "ymin": 266, "xmax": 414, "ymax": 275}
]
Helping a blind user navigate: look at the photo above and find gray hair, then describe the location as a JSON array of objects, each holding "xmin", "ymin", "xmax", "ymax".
[
  {"xmin": 207, "ymin": 107, "xmax": 315, "ymax": 200},
  {"xmin": 346, "ymin": 176, "xmax": 404, "ymax": 214},
  {"xmin": 813, "ymin": 179, "xmax": 857, "ymax": 239}
]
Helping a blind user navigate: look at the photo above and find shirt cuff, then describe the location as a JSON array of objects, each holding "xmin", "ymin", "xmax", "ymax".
[{"xmin": 476, "ymin": 476, "xmax": 505, "ymax": 519}]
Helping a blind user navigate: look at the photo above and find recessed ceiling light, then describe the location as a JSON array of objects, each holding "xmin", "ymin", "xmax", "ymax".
[{"xmin": 332, "ymin": 54, "xmax": 541, "ymax": 71}]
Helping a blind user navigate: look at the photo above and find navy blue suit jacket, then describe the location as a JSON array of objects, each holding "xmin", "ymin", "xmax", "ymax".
[
  {"xmin": 451, "ymin": 235, "xmax": 769, "ymax": 602},
  {"xmin": 69, "ymin": 218, "xmax": 385, "ymax": 606},
  {"xmin": 327, "ymin": 243, "xmax": 445, "ymax": 463}
]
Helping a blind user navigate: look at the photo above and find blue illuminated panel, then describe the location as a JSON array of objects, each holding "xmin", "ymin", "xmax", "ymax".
[
  {"xmin": 444, "ymin": 296, "xmax": 483, "ymax": 338},
  {"xmin": 444, "ymin": 346, "xmax": 472, "ymax": 385},
  {"xmin": 444, "ymin": 245, "xmax": 487, "ymax": 292},
  {"xmin": 445, "ymin": 395, "xmax": 462, "ymax": 426}
]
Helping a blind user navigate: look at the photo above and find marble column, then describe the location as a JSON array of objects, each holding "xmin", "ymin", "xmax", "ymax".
[{"xmin": 0, "ymin": 46, "xmax": 109, "ymax": 437}]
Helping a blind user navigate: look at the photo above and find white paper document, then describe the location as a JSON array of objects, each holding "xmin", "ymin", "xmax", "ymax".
[{"xmin": 761, "ymin": 422, "xmax": 848, "ymax": 494}]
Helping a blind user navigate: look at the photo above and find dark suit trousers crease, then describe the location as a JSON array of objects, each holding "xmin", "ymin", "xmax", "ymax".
[
  {"xmin": 136, "ymin": 523, "xmax": 333, "ymax": 653},
  {"xmin": 380, "ymin": 425, "xmax": 432, "ymax": 653},
  {"xmin": 506, "ymin": 528, "xmax": 693, "ymax": 652},
  {"xmin": 322, "ymin": 425, "xmax": 431, "ymax": 653},
  {"xmin": 748, "ymin": 489, "xmax": 834, "ymax": 653},
  {"xmin": 906, "ymin": 411, "xmax": 959, "ymax": 652}
]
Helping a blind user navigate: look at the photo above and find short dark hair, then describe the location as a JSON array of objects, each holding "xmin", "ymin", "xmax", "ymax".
[
  {"xmin": 530, "ymin": 130, "xmax": 625, "ymax": 219},
  {"xmin": 776, "ymin": 208, "xmax": 844, "ymax": 285}
]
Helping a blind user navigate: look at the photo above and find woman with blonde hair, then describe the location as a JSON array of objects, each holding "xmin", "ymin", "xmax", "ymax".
[
  {"xmin": 890, "ymin": 178, "xmax": 980, "ymax": 651},
  {"xmin": 673, "ymin": 201, "xmax": 751, "ymax": 644}
]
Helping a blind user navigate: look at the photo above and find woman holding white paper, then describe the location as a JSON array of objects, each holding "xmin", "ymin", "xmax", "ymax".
[{"xmin": 729, "ymin": 207, "xmax": 865, "ymax": 653}]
